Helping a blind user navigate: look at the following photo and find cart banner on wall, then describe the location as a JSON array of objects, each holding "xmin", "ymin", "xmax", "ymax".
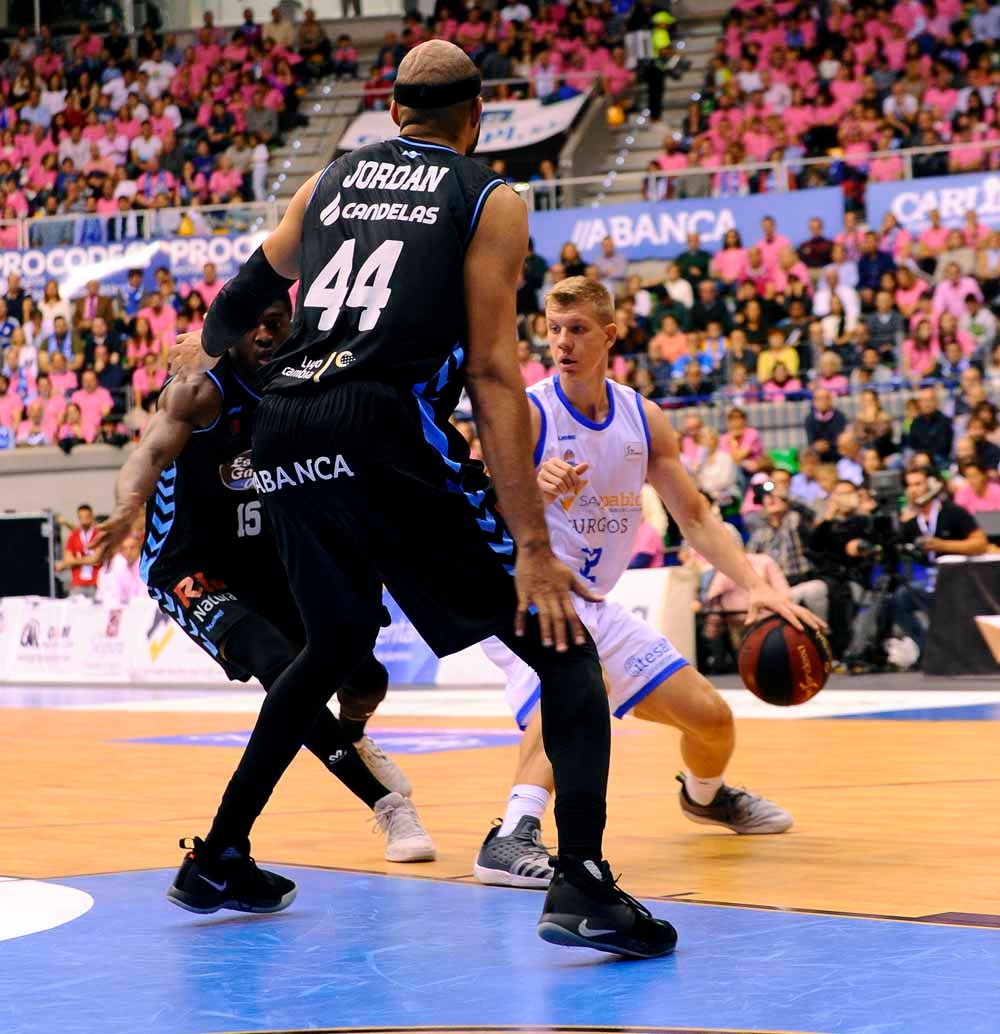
[
  {"xmin": 0, "ymin": 231, "xmax": 267, "ymax": 299},
  {"xmin": 339, "ymin": 93, "xmax": 589, "ymax": 154},
  {"xmin": 527, "ymin": 186, "xmax": 845, "ymax": 264},
  {"xmin": 866, "ymin": 171, "xmax": 1000, "ymax": 235}
]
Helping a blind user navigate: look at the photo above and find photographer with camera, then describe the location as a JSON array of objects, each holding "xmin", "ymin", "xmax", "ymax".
[
  {"xmin": 891, "ymin": 467, "xmax": 988, "ymax": 664},
  {"xmin": 747, "ymin": 486, "xmax": 829, "ymax": 622},
  {"xmin": 809, "ymin": 481, "xmax": 880, "ymax": 660}
]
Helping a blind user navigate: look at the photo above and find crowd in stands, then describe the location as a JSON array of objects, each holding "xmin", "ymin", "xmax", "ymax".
[
  {"xmin": 645, "ymin": 0, "xmax": 1000, "ymax": 200},
  {"xmin": 0, "ymin": 262, "xmax": 223, "ymax": 450},
  {"xmin": 359, "ymin": 0, "xmax": 649, "ymax": 110},
  {"xmin": 0, "ymin": 10, "xmax": 325, "ymax": 242}
]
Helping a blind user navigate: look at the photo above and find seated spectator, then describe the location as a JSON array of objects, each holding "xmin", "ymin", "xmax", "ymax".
[
  {"xmin": 46, "ymin": 351, "xmax": 79, "ymax": 397},
  {"xmin": 798, "ymin": 217, "xmax": 834, "ymax": 270},
  {"xmin": 138, "ymin": 291, "xmax": 177, "ymax": 349},
  {"xmin": 70, "ymin": 369, "xmax": 113, "ymax": 439},
  {"xmin": 857, "ymin": 231, "xmax": 895, "ymax": 307},
  {"xmin": 756, "ymin": 327, "xmax": 799, "ymax": 383},
  {"xmin": 932, "ymin": 261, "xmax": 983, "ymax": 319},
  {"xmin": 934, "ymin": 229, "xmax": 977, "ymax": 283},
  {"xmin": 761, "ymin": 362, "xmax": 803, "ymax": 401},
  {"xmin": 0, "ymin": 373, "xmax": 24, "ymax": 430},
  {"xmin": 814, "ymin": 351, "xmax": 849, "ymax": 396},
  {"xmin": 720, "ymin": 405, "xmax": 763, "ymax": 474},
  {"xmin": 961, "ymin": 293, "xmax": 997, "ymax": 360},
  {"xmin": 33, "ymin": 373, "xmax": 65, "ymax": 438},
  {"xmin": 835, "ymin": 431, "xmax": 864, "ymax": 486},
  {"xmin": 673, "ymin": 359, "xmax": 714, "ymax": 404},
  {"xmin": 806, "ymin": 388, "xmax": 847, "ymax": 461},
  {"xmin": 965, "ymin": 415, "xmax": 1000, "ymax": 470},
  {"xmin": 953, "ymin": 462, "xmax": 1000, "ymax": 513},
  {"xmin": 594, "ymin": 237, "xmax": 626, "ymax": 294},
  {"xmin": 905, "ymin": 386, "xmax": 954, "ymax": 467},
  {"xmin": 691, "ymin": 279, "xmax": 729, "ymax": 332},
  {"xmin": 676, "ymin": 231, "xmax": 713, "ymax": 285},
  {"xmin": 517, "ymin": 339, "xmax": 547, "ymax": 386},
  {"xmin": 56, "ymin": 401, "xmax": 93, "ymax": 450},
  {"xmin": 692, "ymin": 426, "xmax": 739, "ymax": 505},
  {"xmin": 790, "ymin": 449, "xmax": 826, "ymax": 508},
  {"xmin": 901, "ymin": 319, "xmax": 940, "ymax": 381},
  {"xmin": 662, "ymin": 261, "xmax": 693, "ymax": 310},
  {"xmin": 852, "ymin": 389, "xmax": 896, "ymax": 459},
  {"xmin": 648, "ymin": 313, "xmax": 687, "ymax": 365},
  {"xmin": 16, "ymin": 399, "xmax": 50, "ymax": 447},
  {"xmin": 333, "ymin": 34, "xmax": 358, "ymax": 79},
  {"xmin": 719, "ymin": 362, "xmax": 759, "ymax": 406},
  {"xmin": 710, "ymin": 228, "xmax": 748, "ymax": 288},
  {"xmin": 747, "ymin": 487, "xmax": 829, "ymax": 622},
  {"xmin": 628, "ymin": 518, "xmax": 665, "ymax": 569},
  {"xmin": 865, "ymin": 289, "xmax": 905, "ymax": 363},
  {"xmin": 850, "ymin": 346, "xmax": 895, "ymax": 390}
]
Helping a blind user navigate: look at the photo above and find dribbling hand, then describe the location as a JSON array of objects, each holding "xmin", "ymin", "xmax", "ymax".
[
  {"xmin": 514, "ymin": 543, "xmax": 603, "ymax": 651},
  {"xmin": 94, "ymin": 493, "xmax": 143, "ymax": 567},
  {"xmin": 746, "ymin": 583, "xmax": 826, "ymax": 633},
  {"xmin": 168, "ymin": 331, "xmax": 218, "ymax": 377}
]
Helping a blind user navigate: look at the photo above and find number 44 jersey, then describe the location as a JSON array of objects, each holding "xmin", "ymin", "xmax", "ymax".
[{"xmin": 263, "ymin": 135, "xmax": 504, "ymax": 412}]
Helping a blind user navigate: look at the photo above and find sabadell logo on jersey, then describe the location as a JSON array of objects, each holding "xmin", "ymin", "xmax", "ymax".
[{"xmin": 321, "ymin": 192, "xmax": 440, "ymax": 227}]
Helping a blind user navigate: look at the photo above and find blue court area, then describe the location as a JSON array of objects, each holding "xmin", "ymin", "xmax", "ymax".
[{"xmin": 3, "ymin": 867, "xmax": 998, "ymax": 1034}]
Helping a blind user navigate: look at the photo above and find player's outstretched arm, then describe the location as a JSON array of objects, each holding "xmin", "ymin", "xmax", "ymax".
[
  {"xmin": 95, "ymin": 375, "xmax": 222, "ymax": 564},
  {"xmin": 464, "ymin": 186, "xmax": 599, "ymax": 650},
  {"xmin": 641, "ymin": 398, "xmax": 822, "ymax": 631},
  {"xmin": 195, "ymin": 169, "xmax": 320, "ymax": 360}
]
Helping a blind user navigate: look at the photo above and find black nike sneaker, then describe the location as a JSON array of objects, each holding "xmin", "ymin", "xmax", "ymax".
[
  {"xmin": 537, "ymin": 855, "xmax": 677, "ymax": 959},
  {"xmin": 166, "ymin": 837, "xmax": 297, "ymax": 915}
]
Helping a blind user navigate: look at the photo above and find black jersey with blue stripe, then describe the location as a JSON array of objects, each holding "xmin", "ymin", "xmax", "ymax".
[
  {"xmin": 141, "ymin": 353, "xmax": 271, "ymax": 586},
  {"xmin": 263, "ymin": 136, "xmax": 503, "ymax": 398}
]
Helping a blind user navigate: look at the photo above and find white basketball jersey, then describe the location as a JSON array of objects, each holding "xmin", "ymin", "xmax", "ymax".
[{"xmin": 528, "ymin": 376, "xmax": 649, "ymax": 595}]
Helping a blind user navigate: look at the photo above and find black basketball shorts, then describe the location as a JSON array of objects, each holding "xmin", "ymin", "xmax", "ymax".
[{"xmin": 252, "ymin": 379, "xmax": 520, "ymax": 657}]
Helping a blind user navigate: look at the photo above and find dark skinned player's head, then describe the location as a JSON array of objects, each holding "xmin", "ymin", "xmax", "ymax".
[{"xmin": 233, "ymin": 294, "xmax": 293, "ymax": 373}]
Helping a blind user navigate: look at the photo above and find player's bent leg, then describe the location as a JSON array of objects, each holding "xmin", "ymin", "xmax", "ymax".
[
  {"xmin": 632, "ymin": 667, "xmax": 792, "ymax": 835},
  {"xmin": 474, "ymin": 713, "xmax": 555, "ymax": 889}
]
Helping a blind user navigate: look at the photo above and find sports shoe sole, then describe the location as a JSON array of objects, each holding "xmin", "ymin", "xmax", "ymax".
[
  {"xmin": 680, "ymin": 809, "xmax": 793, "ymax": 835},
  {"xmin": 473, "ymin": 861, "xmax": 551, "ymax": 889},
  {"xmin": 536, "ymin": 918, "xmax": 676, "ymax": 959},
  {"xmin": 166, "ymin": 885, "xmax": 298, "ymax": 915},
  {"xmin": 385, "ymin": 842, "xmax": 436, "ymax": 863}
]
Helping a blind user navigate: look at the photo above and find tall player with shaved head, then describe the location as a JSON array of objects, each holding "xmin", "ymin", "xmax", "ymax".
[{"xmin": 168, "ymin": 41, "xmax": 676, "ymax": 958}]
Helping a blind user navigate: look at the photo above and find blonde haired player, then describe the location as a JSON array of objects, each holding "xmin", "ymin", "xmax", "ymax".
[{"xmin": 474, "ymin": 277, "xmax": 823, "ymax": 888}]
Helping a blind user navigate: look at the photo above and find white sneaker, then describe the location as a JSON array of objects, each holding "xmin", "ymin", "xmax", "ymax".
[
  {"xmin": 677, "ymin": 775, "xmax": 793, "ymax": 834},
  {"xmin": 373, "ymin": 792, "xmax": 437, "ymax": 862},
  {"xmin": 355, "ymin": 735, "xmax": 412, "ymax": 797}
]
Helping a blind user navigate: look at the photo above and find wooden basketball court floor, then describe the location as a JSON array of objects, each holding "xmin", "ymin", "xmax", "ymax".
[{"xmin": 2, "ymin": 673, "xmax": 1000, "ymax": 1034}]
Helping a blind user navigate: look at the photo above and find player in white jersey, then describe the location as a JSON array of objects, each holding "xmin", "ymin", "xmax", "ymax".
[{"xmin": 474, "ymin": 277, "xmax": 824, "ymax": 888}]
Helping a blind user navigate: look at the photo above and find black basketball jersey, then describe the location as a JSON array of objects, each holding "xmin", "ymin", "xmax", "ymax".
[
  {"xmin": 263, "ymin": 136, "xmax": 503, "ymax": 407},
  {"xmin": 141, "ymin": 353, "xmax": 276, "ymax": 587}
]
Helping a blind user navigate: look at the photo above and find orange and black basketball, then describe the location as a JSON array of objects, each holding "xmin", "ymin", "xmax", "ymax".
[{"xmin": 738, "ymin": 616, "xmax": 833, "ymax": 706}]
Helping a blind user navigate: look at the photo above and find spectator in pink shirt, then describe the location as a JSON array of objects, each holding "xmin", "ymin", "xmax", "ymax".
[
  {"xmin": 56, "ymin": 401, "xmax": 94, "ymax": 448},
  {"xmin": 187, "ymin": 263, "xmax": 224, "ymax": 309},
  {"xmin": 132, "ymin": 352, "xmax": 167, "ymax": 406},
  {"xmin": 901, "ymin": 319, "xmax": 940, "ymax": 380},
  {"xmin": 953, "ymin": 462, "xmax": 1000, "ymax": 513},
  {"xmin": 894, "ymin": 267, "xmax": 928, "ymax": 317},
  {"xmin": 70, "ymin": 369, "xmax": 113, "ymax": 439},
  {"xmin": 932, "ymin": 262, "xmax": 984, "ymax": 319},
  {"xmin": 918, "ymin": 210, "xmax": 950, "ymax": 262},
  {"xmin": 16, "ymin": 399, "xmax": 51, "ymax": 447},
  {"xmin": 138, "ymin": 292, "xmax": 177, "ymax": 346},
  {"xmin": 814, "ymin": 351, "xmax": 850, "ymax": 396},
  {"xmin": 125, "ymin": 316, "xmax": 160, "ymax": 367},
  {"xmin": 711, "ymin": 228, "xmax": 749, "ymax": 286},
  {"xmin": 755, "ymin": 215, "xmax": 792, "ymax": 271},
  {"xmin": 33, "ymin": 374, "xmax": 66, "ymax": 439},
  {"xmin": 0, "ymin": 374, "xmax": 24, "ymax": 429},
  {"xmin": 209, "ymin": 155, "xmax": 244, "ymax": 202},
  {"xmin": 628, "ymin": 519, "xmax": 664, "ymax": 569},
  {"xmin": 97, "ymin": 534, "xmax": 146, "ymax": 605},
  {"xmin": 761, "ymin": 362, "xmax": 803, "ymax": 401},
  {"xmin": 517, "ymin": 340, "xmax": 547, "ymax": 386},
  {"xmin": 47, "ymin": 352, "xmax": 79, "ymax": 397},
  {"xmin": 720, "ymin": 406, "xmax": 764, "ymax": 474}
]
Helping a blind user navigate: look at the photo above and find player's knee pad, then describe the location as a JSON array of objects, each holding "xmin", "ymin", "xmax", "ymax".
[{"xmin": 221, "ymin": 617, "xmax": 297, "ymax": 691}]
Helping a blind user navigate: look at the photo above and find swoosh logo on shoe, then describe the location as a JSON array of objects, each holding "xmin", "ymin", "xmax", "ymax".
[
  {"xmin": 198, "ymin": 874, "xmax": 227, "ymax": 892},
  {"xmin": 578, "ymin": 918, "xmax": 616, "ymax": 938}
]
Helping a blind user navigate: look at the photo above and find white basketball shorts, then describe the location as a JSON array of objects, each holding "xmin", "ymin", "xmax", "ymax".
[{"xmin": 481, "ymin": 597, "xmax": 689, "ymax": 729}]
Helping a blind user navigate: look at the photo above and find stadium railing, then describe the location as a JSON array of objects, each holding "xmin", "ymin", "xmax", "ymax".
[{"xmin": 515, "ymin": 138, "xmax": 1000, "ymax": 211}]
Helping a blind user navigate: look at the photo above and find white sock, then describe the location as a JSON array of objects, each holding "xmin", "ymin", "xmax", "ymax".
[
  {"xmin": 498, "ymin": 784, "xmax": 550, "ymax": 836},
  {"xmin": 685, "ymin": 770, "xmax": 724, "ymax": 805}
]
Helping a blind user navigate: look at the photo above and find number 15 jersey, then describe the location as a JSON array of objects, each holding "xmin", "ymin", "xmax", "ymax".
[{"xmin": 264, "ymin": 135, "xmax": 503, "ymax": 409}]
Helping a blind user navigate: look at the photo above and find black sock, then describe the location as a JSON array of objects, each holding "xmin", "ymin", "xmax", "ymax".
[{"xmin": 338, "ymin": 715, "xmax": 368, "ymax": 744}]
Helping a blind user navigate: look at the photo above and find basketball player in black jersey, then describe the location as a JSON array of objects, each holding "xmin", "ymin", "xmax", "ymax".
[
  {"xmin": 170, "ymin": 40, "xmax": 675, "ymax": 957},
  {"xmin": 97, "ymin": 296, "xmax": 436, "ymax": 912}
]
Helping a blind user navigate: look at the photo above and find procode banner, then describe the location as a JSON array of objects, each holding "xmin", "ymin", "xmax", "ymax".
[
  {"xmin": 339, "ymin": 93, "xmax": 588, "ymax": 154},
  {"xmin": 528, "ymin": 187, "xmax": 844, "ymax": 264},
  {"xmin": 866, "ymin": 171, "xmax": 1000, "ymax": 235},
  {"xmin": 1, "ymin": 231, "xmax": 267, "ymax": 300}
]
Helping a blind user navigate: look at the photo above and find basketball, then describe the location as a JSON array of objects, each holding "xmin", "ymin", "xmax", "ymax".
[{"xmin": 738, "ymin": 616, "xmax": 833, "ymax": 706}]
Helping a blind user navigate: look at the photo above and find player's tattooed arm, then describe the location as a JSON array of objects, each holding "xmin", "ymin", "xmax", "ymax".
[{"xmin": 96, "ymin": 375, "xmax": 222, "ymax": 563}]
